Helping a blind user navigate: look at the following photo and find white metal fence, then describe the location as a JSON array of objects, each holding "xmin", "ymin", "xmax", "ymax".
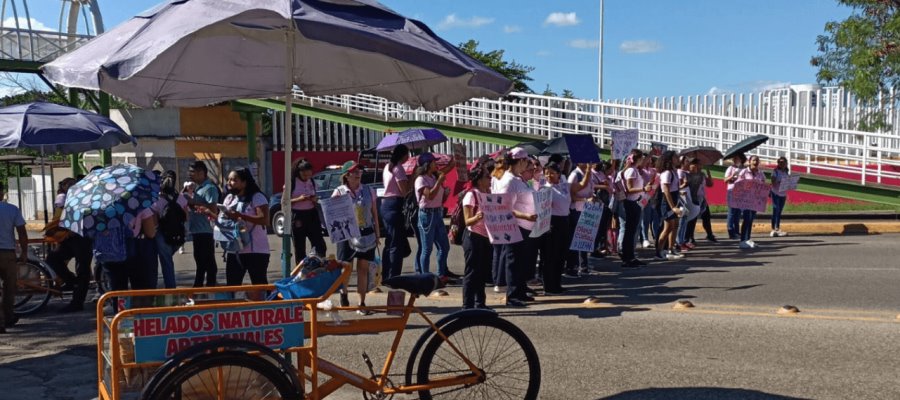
[{"xmin": 286, "ymin": 89, "xmax": 900, "ymax": 186}]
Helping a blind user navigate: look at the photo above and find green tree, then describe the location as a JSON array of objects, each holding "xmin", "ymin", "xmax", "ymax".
[
  {"xmin": 561, "ymin": 89, "xmax": 575, "ymax": 99},
  {"xmin": 811, "ymin": 0, "xmax": 900, "ymax": 131},
  {"xmin": 457, "ymin": 39, "xmax": 535, "ymax": 93},
  {"xmin": 542, "ymin": 84, "xmax": 557, "ymax": 97}
]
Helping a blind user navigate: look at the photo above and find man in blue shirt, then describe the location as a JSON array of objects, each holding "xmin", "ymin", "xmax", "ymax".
[
  {"xmin": 0, "ymin": 182, "xmax": 28, "ymax": 333},
  {"xmin": 187, "ymin": 161, "xmax": 220, "ymax": 287}
]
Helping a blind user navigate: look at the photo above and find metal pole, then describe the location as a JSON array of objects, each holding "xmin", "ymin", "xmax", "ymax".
[
  {"xmin": 597, "ymin": 0, "xmax": 604, "ymax": 102},
  {"xmin": 281, "ymin": 28, "xmax": 295, "ymax": 277},
  {"xmin": 40, "ymin": 148, "xmax": 48, "ymax": 224}
]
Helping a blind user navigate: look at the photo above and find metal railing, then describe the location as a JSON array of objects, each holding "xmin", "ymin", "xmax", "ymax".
[
  {"xmin": 0, "ymin": 27, "xmax": 93, "ymax": 62},
  {"xmin": 289, "ymin": 89, "xmax": 900, "ymax": 186}
]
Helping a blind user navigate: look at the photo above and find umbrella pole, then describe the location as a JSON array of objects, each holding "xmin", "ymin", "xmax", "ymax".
[
  {"xmin": 41, "ymin": 148, "xmax": 48, "ymax": 224},
  {"xmin": 280, "ymin": 29, "xmax": 295, "ymax": 278}
]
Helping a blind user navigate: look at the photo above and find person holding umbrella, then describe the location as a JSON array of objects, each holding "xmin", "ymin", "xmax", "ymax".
[
  {"xmin": 414, "ymin": 153, "xmax": 454, "ymax": 281},
  {"xmin": 725, "ymin": 153, "xmax": 747, "ymax": 240},
  {"xmin": 380, "ymin": 145, "xmax": 411, "ymax": 280}
]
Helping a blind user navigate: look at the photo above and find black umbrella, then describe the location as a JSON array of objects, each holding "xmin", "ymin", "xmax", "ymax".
[
  {"xmin": 540, "ymin": 136, "xmax": 568, "ymax": 155},
  {"xmin": 514, "ymin": 141, "xmax": 548, "ymax": 156},
  {"xmin": 724, "ymin": 134, "xmax": 769, "ymax": 160},
  {"xmin": 679, "ymin": 146, "xmax": 723, "ymax": 166}
]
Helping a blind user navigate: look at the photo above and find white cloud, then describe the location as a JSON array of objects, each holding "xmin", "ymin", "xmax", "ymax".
[
  {"xmin": 750, "ymin": 80, "xmax": 791, "ymax": 92},
  {"xmin": 2, "ymin": 17, "xmax": 52, "ymax": 32},
  {"xmin": 707, "ymin": 86, "xmax": 730, "ymax": 96},
  {"xmin": 503, "ymin": 25, "xmax": 522, "ymax": 34},
  {"xmin": 568, "ymin": 39, "xmax": 599, "ymax": 49},
  {"xmin": 437, "ymin": 14, "xmax": 494, "ymax": 30},
  {"xmin": 544, "ymin": 12, "xmax": 579, "ymax": 27},
  {"xmin": 706, "ymin": 81, "xmax": 792, "ymax": 95},
  {"xmin": 536, "ymin": 50, "xmax": 552, "ymax": 57},
  {"xmin": 619, "ymin": 40, "xmax": 663, "ymax": 54}
]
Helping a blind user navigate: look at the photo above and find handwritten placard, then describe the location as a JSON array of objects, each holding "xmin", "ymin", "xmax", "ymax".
[
  {"xmin": 778, "ymin": 175, "xmax": 800, "ymax": 193},
  {"xmin": 478, "ymin": 193, "xmax": 522, "ymax": 244},
  {"xmin": 452, "ymin": 143, "xmax": 468, "ymax": 182},
  {"xmin": 612, "ymin": 129, "xmax": 640, "ymax": 160},
  {"xmin": 320, "ymin": 194, "xmax": 360, "ymax": 244},
  {"xmin": 728, "ymin": 179, "xmax": 770, "ymax": 212},
  {"xmin": 570, "ymin": 201, "xmax": 604, "ymax": 252},
  {"xmin": 529, "ymin": 188, "xmax": 552, "ymax": 238},
  {"xmin": 650, "ymin": 141, "xmax": 668, "ymax": 157}
]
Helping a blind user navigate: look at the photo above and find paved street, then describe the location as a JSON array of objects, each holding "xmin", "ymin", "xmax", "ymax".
[{"xmin": 2, "ymin": 233, "xmax": 899, "ymax": 399}]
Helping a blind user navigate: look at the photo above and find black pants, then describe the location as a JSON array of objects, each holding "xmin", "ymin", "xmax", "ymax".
[
  {"xmin": 292, "ymin": 209, "xmax": 327, "ymax": 260},
  {"xmin": 105, "ymin": 238, "xmax": 158, "ymax": 291},
  {"xmin": 621, "ymin": 200, "xmax": 641, "ymax": 262},
  {"xmin": 191, "ymin": 233, "xmax": 218, "ymax": 287},
  {"xmin": 503, "ymin": 228, "xmax": 534, "ymax": 301},
  {"xmin": 567, "ymin": 210, "xmax": 584, "ymax": 270},
  {"xmin": 491, "ymin": 244, "xmax": 504, "ymax": 286},
  {"xmin": 380, "ymin": 197, "xmax": 409, "ymax": 280},
  {"xmin": 462, "ymin": 230, "xmax": 491, "ymax": 309},
  {"xmin": 541, "ymin": 216, "xmax": 569, "ymax": 292},
  {"xmin": 225, "ymin": 253, "xmax": 270, "ymax": 285}
]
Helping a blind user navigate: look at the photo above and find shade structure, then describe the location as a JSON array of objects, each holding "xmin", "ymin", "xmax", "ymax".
[
  {"xmin": 41, "ymin": 0, "xmax": 513, "ymax": 274},
  {"xmin": 40, "ymin": 0, "xmax": 513, "ymax": 110},
  {"xmin": 376, "ymin": 128, "xmax": 447, "ymax": 151},
  {"xmin": 724, "ymin": 134, "xmax": 769, "ymax": 160},
  {"xmin": 679, "ymin": 146, "xmax": 723, "ymax": 166},
  {"xmin": 0, "ymin": 102, "xmax": 135, "ymax": 154}
]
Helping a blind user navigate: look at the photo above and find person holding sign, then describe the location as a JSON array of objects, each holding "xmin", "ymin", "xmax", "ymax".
[
  {"xmin": 495, "ymin": 148, "xmax": 538, "ymax": 308},
  {"xmin": 332, "ymin": 161, "xmax": 381, "ymax": 314},
  {"xmin": 769, "ymin": 156, "xmax": 790, "ymax": 237},
  {"xmin": 217, "ymin": 169, "xmax": 270, "ymax": 287},
  {"xmin": 655, "ymin": 151, "xmax": 684, "ymax": 261},
  {"xmin": 462, "ymin": 161, "xmax": 493, "ymax": 310},
  {"xmin": 414, "ymin": 153, "xmax": 455, "ymax": 282},
  {"xmin": 618, "ymin": 150, "xmax": 653, "ymax": 267},
  {"xmin": 380, "ymin": 145, "xmax": 411, "ymax": 280},
  {"xmin": 737, "ymin": 156, "xmax": 767, "ymax": 249},
  {"xmin": 725, "ymin": 153, "xmax": 747, "ymax": 240},
  {"xmin": 566, "ymin": 162, "xmax": 595, "ymax": 277},
  {"xmin": 288, "ymin": 160, "xmax": 326, "ymax": 260},
  {"xmin": 540, "ymin": 162, "xmax": 571, "ymax": 294}
]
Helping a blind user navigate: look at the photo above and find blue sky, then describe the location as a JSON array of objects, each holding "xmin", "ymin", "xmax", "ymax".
[{"xmin": 16, "ymin": 0, "xmax": 851, "ymax": 100}]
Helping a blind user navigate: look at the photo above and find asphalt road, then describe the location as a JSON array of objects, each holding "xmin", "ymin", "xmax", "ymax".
[{"xmin": 1, "ymin": 233, "xmax": 899, "ymax": 399}]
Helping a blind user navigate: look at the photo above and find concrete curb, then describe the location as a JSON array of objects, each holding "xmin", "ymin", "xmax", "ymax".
[{"xmin": 707, "ymin": 221, "xmax": 900, "ymax": 235}]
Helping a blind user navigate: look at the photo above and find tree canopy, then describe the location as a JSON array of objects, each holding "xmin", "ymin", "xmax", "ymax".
[
  {"xmin": 458, "ymin": 39, "xmax": 535, "ymax": 94},
  {"xmin": 811, "ymin": 0, "xmax": 900, "ymax": 130}
]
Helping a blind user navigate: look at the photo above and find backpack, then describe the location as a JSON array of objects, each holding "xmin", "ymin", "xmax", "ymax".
[
  {"xmin": 401, "ymin": 192, "xmax": 419, "ymax": 236},
  {"xmin": 93, "ymin": 226, "xmax": 134, "ymax": 263},
  {"xmin": 158, "ymin": 193, "xmax": 187, "ymax": 250},
  {"xmin": 447, "ymin": 189, "xmax": 472, "ymax": 245}
]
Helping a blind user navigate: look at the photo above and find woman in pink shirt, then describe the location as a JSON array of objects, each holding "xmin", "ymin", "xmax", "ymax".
[
  {"xmin": 288, "ymin": 160, "xmax": 326, "ymax": 260},
  {"xmin": 414, "ymin": 152, "xmax": 455, "ymax": 280},
  {"xmin": 462, "ymin": 160, "xmax": 493, "ymax": 309},
  {"xmin": 738, "ymin": 155, "xmax": 767, "ymax": 249},
  {"xmin": 379, "ymin": 145, "xmax": 410, "ymax": 280}
]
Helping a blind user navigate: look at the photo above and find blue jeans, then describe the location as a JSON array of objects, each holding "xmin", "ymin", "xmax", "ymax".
[
  {"xmin": 770, "ymin": 193, "xmax": 786, "ymax": 230},
  {"xmin": 741, "ymin": 210, "xmax": 757, "ymax": 241},
  {"xmin": 417, "ymin": 208, "xmax": 449, "ymax": 276},
  {"xmin": 155, "ymin": 234, "xmax": 177, "ymax": 288},
  {"xmin": 726, "ymin": 207, "xmax": 742, "ymax": 238},
  {"xmin": 676, "ymin": 213, "xmax": 691, "ymax": 245},
  {"xmin": 380, "ymin": 197, "xmax": 409, "ymax": 280},
  {"xmin": 639, "ymin": 204, "xmax": 659, "ymax": 243}
]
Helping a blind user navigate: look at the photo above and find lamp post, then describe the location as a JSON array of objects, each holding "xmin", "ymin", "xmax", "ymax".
[{"xmin": 597, "ymin": 0, "xmax": 604, "ymax": 102}]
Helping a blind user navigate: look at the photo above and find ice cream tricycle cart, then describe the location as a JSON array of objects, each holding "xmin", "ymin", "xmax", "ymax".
[{"xmin": 97, "ymin": 256, "xmax": 540, "ymax": 399}]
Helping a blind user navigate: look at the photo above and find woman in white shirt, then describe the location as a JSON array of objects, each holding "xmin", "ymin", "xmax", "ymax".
[
  {"xmin": 539, "ymin": 162, "xmax": 570, "ymax": 294},
  {"xmin": 655, "ymin": 151, "xmax": 684, "ymax": 260},
  {"xmin": 565, "ymin": 162, "xmax": 594, "ymax": 276},
  {"xmin": 724, "ymin": 153, "xmax": 747, "ymax": 239},
  {"xmin": 495, "ymin": 148, "xmax": 537, "ymax": 308},
  {"xmin": 618, "ymin": 150, "xmax": 652, "ymax": 267}
]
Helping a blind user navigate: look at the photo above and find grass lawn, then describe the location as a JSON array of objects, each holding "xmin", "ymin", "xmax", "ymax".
[{"xmin": 708, "ymin": 202, "xmax": 900, "ymax": 214}]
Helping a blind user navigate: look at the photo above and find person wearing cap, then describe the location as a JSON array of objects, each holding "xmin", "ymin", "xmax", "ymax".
[
  {"xmin": 332, "ymin": 161, "xmax": 380, "ymax": 315},
  {"xmin": 380, "ymin": 145, "xmax": 411, "ymax": 281},
  {"xmin": 413, "ymin": 153, "xmax": 455, "ymax": 282},
  {"xmin": 495, "ymin": 147, "xmax": 538, "ymax": 308}
]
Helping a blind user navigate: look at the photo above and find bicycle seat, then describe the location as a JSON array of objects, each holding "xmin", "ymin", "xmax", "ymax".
[{"xmin": 381, "ymin": 274, "xmax": 440, "ymax": 296}]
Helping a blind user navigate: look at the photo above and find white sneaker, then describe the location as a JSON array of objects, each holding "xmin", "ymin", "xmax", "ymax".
[
  {"xmin": 642, "ymin": 240, "xmax": 652, "ymax": 249},
  {"xmin": 665, "ymin": 251, "xmax": 682, "ymax": 260},
  {"xmin": 777, "ymin": 230, "xmax": 788, "ymax": 237},
  {"xmin": 770, "ymin": 230, "xmax": 777, "ymax": 237},
  {"xmin": 493, "ymin": 285, "xmax": 502, "ymax": 293},
  {"xmin": 739, "ymin": 241, "xmax": 752, "ymax": 249},
  {"xmin": 178, "ymin": 246, "xmax": 185, "ymax": 254},
  {"xmin": 672, "ymin": 252, "xmax": 685, "ymax": 259},
  {"xmin": 747, "ymin": 240, "xmax": 757, "ymax": 248}
]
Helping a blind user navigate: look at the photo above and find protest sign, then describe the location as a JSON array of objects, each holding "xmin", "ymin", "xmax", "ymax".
[
  {"xmin": 570, "ymin": 201, "xmax": 604, "ymax": 252},
  {"xmin": 133, "ymin": 303, "xmax": 305, "ymax": 363},
  {"xmin": 564, "ymin": 134, "xmax": 601, "ymax": 164},
  {"xmin": 778, "ymin": 175, "xmax": 800, "ymax": 193},
  {"xmin": 728, "ymin": 179, "xmax": 770, "ymax": 212},
  {"xmin": 452, "ymin": 143, "xmax": 468, "ymax": 182},
  {"xmin": 529, "ymin": 188, "xmax": 553, "ymax": 238},
  {"xmin": 650, "ymin": 141, "xmax": 668, "ymax": 157},
  {"xmin": 612, "ymin": 129, "xmax": 640, "ymax": 160},
  {"xmin": 478, "ymin": 193, "xmax": 523, "ymax": 244},
  {"xmin": 320, "ymin": 194, "xmax": 360, "ymax": 244}
]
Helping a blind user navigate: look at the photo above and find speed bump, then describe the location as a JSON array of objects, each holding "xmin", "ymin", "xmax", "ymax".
[
  {"xmin": 673, "ymin": 300, "xmax": 695, "ymax": 310},
  {"xmin": 777, "ymin": 305, "xmax": 800, "ymax": 315},
  {"xmin": 583, "ymin": 296, "xmax": 602, "ymax": 304}
]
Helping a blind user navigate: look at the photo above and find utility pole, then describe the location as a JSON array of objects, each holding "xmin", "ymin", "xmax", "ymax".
[{"xmin": 598, "ymin": 0, "xmax": 604, "ymax": 102}]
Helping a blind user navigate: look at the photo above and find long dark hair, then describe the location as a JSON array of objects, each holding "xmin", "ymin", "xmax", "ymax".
[
  {"xmin": 776, "ymin": 156, "xmax": 789, "ymax": 172},
  {"xmin": 655, "ymin": 150, "xmax": 677, "ymax": 173},
  {"xmin": 292, "ymin": 159, "xmax": 312, "ymax": 182},
  {"xmin": 230, "ymin": 168, "xmax": 263, "ymax": 201},
  {"xmin": 389, "ymin": 144, "xmax": 410, "ymax": 167},
  {"xmin": 160, "ymin": 170, "xmax": 178, "ymax": 198}
]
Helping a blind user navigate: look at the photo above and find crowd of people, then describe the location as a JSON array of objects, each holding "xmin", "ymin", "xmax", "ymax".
[{"xmin": 0, "ymin": 144, "xmax": 796, "ymax": 329}]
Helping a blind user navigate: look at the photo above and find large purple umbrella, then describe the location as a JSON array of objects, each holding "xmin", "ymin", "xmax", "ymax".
[
  {"xmin": 375, "ymin": 128, "xmax": 447, "ymax": 151},
  {"xmin": 0, "ymin": 102, "xmax": 135, "ymax": 154}
]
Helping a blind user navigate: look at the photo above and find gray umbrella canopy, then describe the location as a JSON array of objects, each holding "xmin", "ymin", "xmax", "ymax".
[{"xmin": 41, "ymin": 0, "xmax": 513, "ymax": 110}]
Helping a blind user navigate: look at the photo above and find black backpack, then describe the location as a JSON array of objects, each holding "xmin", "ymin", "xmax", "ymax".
[
  {"xmin": 402, "ymin": 192, "xmax": 419, "ymax": 236},
  {"xmin": 158, "ymin": 193, "xmax": 187, "ymax": 251}
]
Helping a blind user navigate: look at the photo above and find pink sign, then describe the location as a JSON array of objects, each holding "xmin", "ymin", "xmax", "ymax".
[{"xmin": 728, "ymin": 179, "xmax": 770, "ymax": 212}]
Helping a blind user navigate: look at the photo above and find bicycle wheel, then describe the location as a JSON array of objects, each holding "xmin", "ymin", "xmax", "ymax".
[
  {"xmin": 416, "ymin": 317, "xmax": 541, "ymax": 400},
  {"xmin": 14, "ymin": 262, "xmax": 53, "ymax": 316},
  {"xmin": 145, "ymin": 351, "xmax": 300, "ymax": 400}
]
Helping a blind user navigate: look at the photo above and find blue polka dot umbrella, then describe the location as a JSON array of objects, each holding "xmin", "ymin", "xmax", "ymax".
[{"xmin": 61, "ymin": 164, "xmax": 159, "ymax": 238}]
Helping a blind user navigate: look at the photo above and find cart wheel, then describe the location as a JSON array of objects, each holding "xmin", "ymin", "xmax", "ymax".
[
  {"xmin": 143, "ymin": 351, "xmax": 300, "ymax": 400},
  {"xmin": 14, "ymin": 261, "xmax": 53, "ymax": 316}
]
